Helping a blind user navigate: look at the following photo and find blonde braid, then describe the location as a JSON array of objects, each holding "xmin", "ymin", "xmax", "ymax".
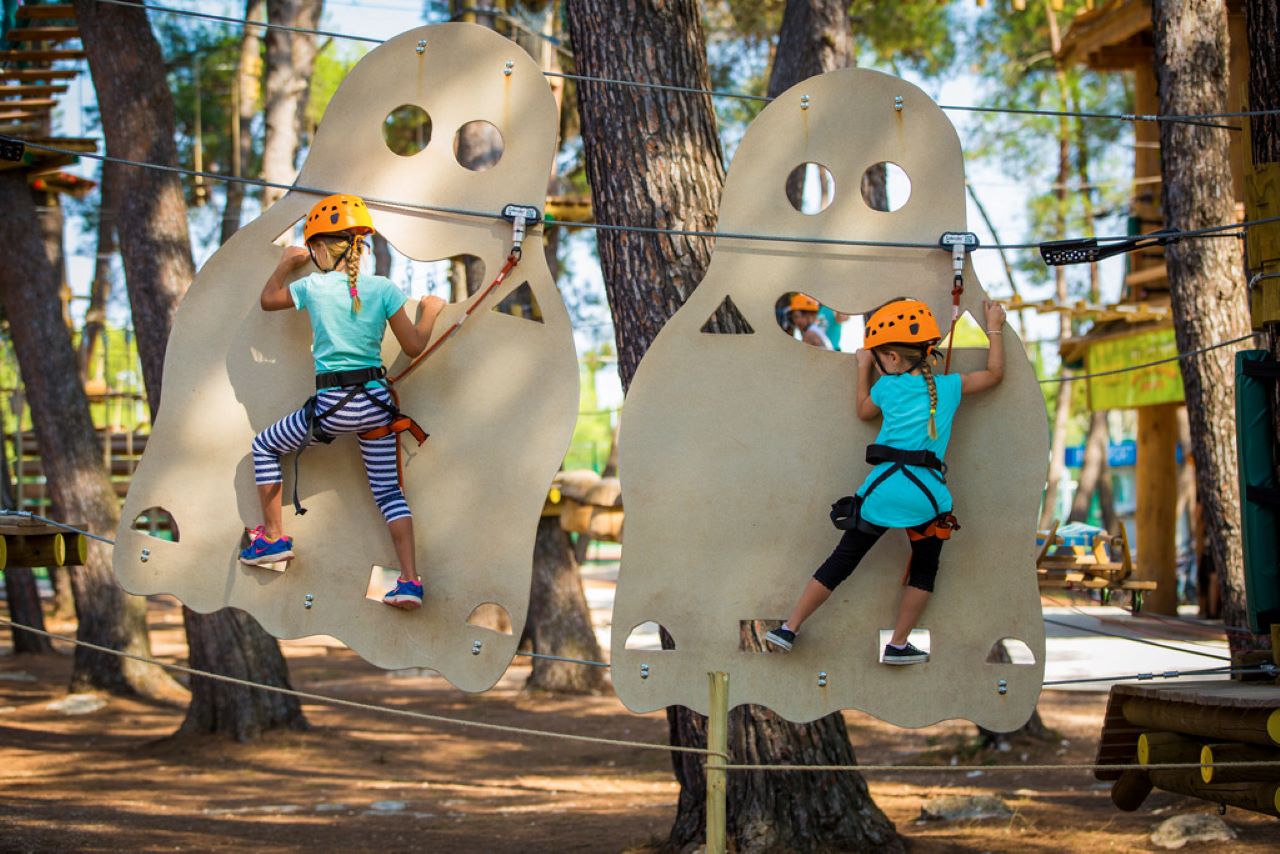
[
  {"xmin": 346, "ymin": 237, "xmax": 363, "ymax": 313},
  {"xmin": 920, "ymin": 354, "xmax": 939, "ymax": 440}
]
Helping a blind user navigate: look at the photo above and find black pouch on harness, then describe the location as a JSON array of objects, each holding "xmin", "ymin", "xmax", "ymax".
[{"xmin": 830, "ymin": 494, "xmax": 863, "ymax": 530}]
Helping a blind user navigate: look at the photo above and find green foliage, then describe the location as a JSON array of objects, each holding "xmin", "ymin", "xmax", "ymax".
[
  {"xmin": 565, "ymin": 354, "xmax": 616, "ymax": 473},
  {"xmin": 307, "ymin": 43, "xmax": 367, "ymax": 131}
]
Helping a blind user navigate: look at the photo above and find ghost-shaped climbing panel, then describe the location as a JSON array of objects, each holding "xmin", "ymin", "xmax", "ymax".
[
  {"xmin": 113, "ymin": 24, "xmax": 578, "ymax": 692},
  {"xmin": 611, "ymin": 69, "xmax": 1047, "ymax": 730}
]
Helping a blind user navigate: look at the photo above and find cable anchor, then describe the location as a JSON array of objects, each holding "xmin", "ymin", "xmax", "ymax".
[
  {"xmin": 502, "ymin": 203, "xmax": 539, "ymax": 261},
  {"xmin": 938, "ymin": 231, "xmax": 980, "ymax": 373}
]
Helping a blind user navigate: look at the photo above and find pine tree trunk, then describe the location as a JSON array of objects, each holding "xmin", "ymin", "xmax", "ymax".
[
  {"xmin": 1150, "ymin": 0, "xmax": 1257, "ymax": 651},
  {"xmin": 1068, "ymin": 411, "xmax": 1110, "ymax": 524},
  {"xmin": 260, "ymin": 0, "xmax": 322, "ymax": 210},
  {"xmin": 566, "ymin": 2, "xmax": 900, "ymax": 849},
  {"xmin": 77, "ymin": 162, "xmax": 117, "ymax": 382},
  {"xmin": 177, "ymin": 606, "xmax": 308, "ymax": 739},
  {"xmin": 74, "ymin": 0, "xmax": 307, "ymax": 733},
  {"xmin": 221, "ymin": 0, "xmax": 265, "ymax": 244},
  {"xmin": 0, "ymin": 172, "xmax": 175, "ymax": 699},
  {"xmin": 524, "ymin": 517, "xmax": 607, "ymax": 693},
  {"xmin": 1243, "ymin": 0, "xmax": 1280, "ymax": 498},
  {"xmin": 3, "ymin": 566, "xmax": 53, "ymax": 655}
]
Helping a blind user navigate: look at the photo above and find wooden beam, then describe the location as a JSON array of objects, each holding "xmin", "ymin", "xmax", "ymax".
[
  {"xmin": 1202, "ymin": 743, "xmax": 1280, "ymax": 784},
  {"xmin": 3, "ymin": 26, "xmax": 81, "ymax": 44},
  {"xmin": 0, "ymin": 49, "xmax": 85, "ymax": 62},
  {"xmin": 2, "ymin": 533, "xmax": 66, "ymax": 568},
  {"xmin": 1147, "ymin": 768, "xmax": 1280, "ymax": 817},
  {"xmin": 1138, "ymin": 731, "xmax": 1204, "ymax": 765},
  {"xmin": 0, "ymin": 98, "xmax": 57, "ymax": 109},
  {"xmin": 0, "ymin": 111, "xmax": 50, "ymax": 122},
  {"xmin": 0, "ymin": 69, "xmax": 78, "ymax": 81},
  {"xmin": 16, "ymin": 4, "xmax": 77, "ymax": 20},
  {"xmin": 1123, "ymin": 698, "xmax": 1280, "ymax": 748},
  {"xmin": 1135, "ymin": 402, "xmax": 1179, "ymax": 614},
  {"xmin": 0, "ymin": 85, "xmax": 68, "ymax": 96},
  {"xmin": 1110, "ymin": 769, "xmax": 1153, "ymax": 811}
]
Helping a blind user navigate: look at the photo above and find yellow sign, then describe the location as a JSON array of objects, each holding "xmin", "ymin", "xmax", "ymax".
[{"xmin": 1086, "ymin": 327, "xmax": 1185, "ymax": 410}]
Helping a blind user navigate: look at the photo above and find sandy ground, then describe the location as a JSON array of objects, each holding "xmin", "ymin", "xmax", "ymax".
[{"xmin": 1, "ymin": 587, "xmax": 1277, "ymax": 852}]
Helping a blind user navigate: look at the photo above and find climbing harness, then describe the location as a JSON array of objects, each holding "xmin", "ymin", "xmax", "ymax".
[
  {"xmin": 829, "ymin": 445, "xmax": 959, "ymax": 539},
  {"xmin": 288, "ymin": 201, "xmax": 539, "ymax": 514},
  {"xmin": 938, "ymin": 232, "xmax": 980, "ymax": 374}
]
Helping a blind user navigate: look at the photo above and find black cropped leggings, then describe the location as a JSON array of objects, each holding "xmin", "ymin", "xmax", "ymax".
[{"xmin": 812, "ymin": 524, "xmax": 944, "ymax": 593}]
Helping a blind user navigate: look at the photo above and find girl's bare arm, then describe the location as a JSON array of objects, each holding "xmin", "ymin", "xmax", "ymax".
[
  {"xmin": 960, "ymin": 299, "xmax": 1007, "ymax": 395},
  {"xmin": 855, "ymin": 349, "xmax": 881, "ymax": 421},
  {"xmin": 261, "ymin": 246, "xmax": 311, "ymax": 311},
  {"xmin": 388, "ymin": 296, "xmax": 448, "ymax": 357}
]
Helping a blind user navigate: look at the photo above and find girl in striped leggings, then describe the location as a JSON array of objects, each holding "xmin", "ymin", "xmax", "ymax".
[{"xmin": 240, "ymin": 194, "xmax": 446, "ymax": 610}]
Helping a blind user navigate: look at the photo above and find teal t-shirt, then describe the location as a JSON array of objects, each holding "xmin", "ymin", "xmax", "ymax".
[
  {"xmin": 856, "ymin": 371, "xmax": 963, "ymax": 528},
  {"xmin": 289, "ymin": 272, "xmax": 407, "ymax": 374}
]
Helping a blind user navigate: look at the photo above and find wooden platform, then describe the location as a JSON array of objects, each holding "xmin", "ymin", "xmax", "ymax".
[{"xmin": 1037, "ymin": 521, "xmax": 1156, "ymax": 611}]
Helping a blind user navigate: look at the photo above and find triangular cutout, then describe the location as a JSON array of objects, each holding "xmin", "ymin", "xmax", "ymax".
[
  {"xmin": 938, "ymin": 310, "xmax": 989, "ymax": 349},
  {"xmin": 491, "ymin": 281, "xmax": 543, "ymax": 322},
  {"xmin": 700, "ymin": 294, "xmax": 754, "ymax": 334}
]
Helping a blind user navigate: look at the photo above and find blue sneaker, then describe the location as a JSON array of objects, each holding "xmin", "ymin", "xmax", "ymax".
[
  {"xmin": 383, "ymin": 577, "xmax": 424, "ymax": 610},
  {"xmin": 240, "ymin": 526, "xmax": 294, "ymax": 567}
]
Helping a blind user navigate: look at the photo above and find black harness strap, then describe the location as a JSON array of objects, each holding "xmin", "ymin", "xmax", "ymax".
[
  {"xmin": 830, "ymin": 444, "xmax": 950, "ymax": 532},
  {"xmin": 290, "ymin": 369, "xmax": 407, "ymax": 516}
]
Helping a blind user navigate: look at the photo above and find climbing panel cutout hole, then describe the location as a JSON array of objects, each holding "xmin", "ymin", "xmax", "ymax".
[
  {"xmin": 382, "ymin": 104, "xmax": 433, "ymax": 157},
  {"xmin": 624, "ymin": 622, "xmax": 672, "ymax": 651},
  {"xmin": 453, "ymin": 120, "xmax": 504, "ymax": 171},
  {"xmin": 132, "ymin": 507, "xmax": 179, "ymax": 542},
  {"xmin": 785, "ymin": 162, "xmax": 835, "ymax": 215},
  {"xmin": 938, "ymin": 310, "xmax": 990, "ymax": 349},
  {"xmin": 466, "ymin": 602, "xmax": 514, "ymax": 635},
  {"xmin": 986, "ymin": 638, "xmax": 1036, "ymax": 665},
  {"xmin": 739, "ymin": 620, "xmax": 786, "ymax": 653},
  {"xmin": 862, "ymin": 162, "xmax": 910, "ymax": 212},
  {"xmin": 774, "ymin": 292, "xmax": 854, "ymax": 350},
  {"xmin": 700, "ymin": 295, "xmax": 754, "ymax": 334},
  {"xmin": 365, "ymin": 565, "xmax": 402, "ymax": 603},
  {"xmin": 877, "ymin": 628, "xmax": 930, "ymax": 662},
  {"xmin": 492, "ymin": 281, "xmax": 543, "ymax": 322}
]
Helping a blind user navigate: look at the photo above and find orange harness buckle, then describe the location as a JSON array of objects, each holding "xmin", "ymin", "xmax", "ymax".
[
  {"xmin": 359, "ymin": 416, "xmax": 428, "ymax": 445},
  {"xmin": 907, "ymin": 513, "xmax": 961, "ymax": 542}
]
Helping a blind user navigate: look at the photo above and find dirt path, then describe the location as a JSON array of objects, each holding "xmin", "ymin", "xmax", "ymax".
[{"xmin": 1, "ymin": 599, "xmax": 1276, "ymax": 852}]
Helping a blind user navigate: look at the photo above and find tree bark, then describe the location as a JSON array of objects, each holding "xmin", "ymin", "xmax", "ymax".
[
  {"xmin": 73, "ymin": 0, "xmax": 307, "ymax": 733},
  {"xmin": 177, "ymin": 606, "xmax": 307, "ymax": 739},
  {"xmin": 0, "ymin": 172, "xmax": 174, "ymax": 698},
  {"xmin": 221, "ymin": 0, "xmax": 265, "ymax": 244},
  {"xmin": 260, "ymin": 0, "xmax": 323, "ymax": 210},
  {"xmin": 566, "ymin": 2, "xmax": 900, "ymax": 849},
  {"xmin": 3, "ymin": 566, "xmax": 53, "ymax": 655},
  {"xmin": 1068, "ymin": 410, "xmax": 1111, "ymax": 526},
  {"xmin": 1151, "ymin": 0, "xmax": 1256, "ymax": 650},
  {"xmin": 77, "ymin": 162, "xmax": 117, "ymax": 383},
  {"xmin": 523, "ymin": 517, "xmax": 607, "ymax": 693}
]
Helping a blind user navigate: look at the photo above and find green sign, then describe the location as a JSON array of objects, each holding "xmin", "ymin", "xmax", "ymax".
[{"xmin": 1086, "ymin": 326, "xmax": 1185, "ymax": 410}]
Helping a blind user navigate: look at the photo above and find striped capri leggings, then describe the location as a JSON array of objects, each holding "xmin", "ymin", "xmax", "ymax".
[{"xmin": 251, "ymin": 385, "xmax": 412, "ymax": 523}]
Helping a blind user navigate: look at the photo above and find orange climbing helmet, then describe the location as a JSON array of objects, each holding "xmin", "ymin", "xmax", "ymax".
[
  {"xmin": 864, "ymin": 298, "xmax": 941, "ymax": 350},
  {"xmin": 304, "ymin": 193, "xmax": 375, "ymax": 242},
  {"xmin": 789, "ymin": 293, "xmax": 820, "ymax": 313}
]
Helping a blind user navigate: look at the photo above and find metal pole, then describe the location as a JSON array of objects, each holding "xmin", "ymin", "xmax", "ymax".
[{"xmin": 706, "ymin": 670, "xmax": 729, "ymax": 854}]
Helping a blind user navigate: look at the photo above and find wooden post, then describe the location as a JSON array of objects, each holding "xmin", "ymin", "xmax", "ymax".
[
  {"xmin": 1123, "ymin": 698, "xmax": 1280, "ymax": 747},
  {"xmin": 1135, "ymin": 402, "xmax": 1179, "ymax": 614},
  {"xmin": 706, "ymin": 671, "xmax": 729, "ymax": 854},
  {"xmin": 1201, "ymin": 742, "xmax": 1280, "ymax": 783},
  {"xmin": 3, "ymin": 533, "xmax": 65, "ymax": 568},
  {"xmin": 1111, "ymin": 768, "xmax": 1154, "ymax": 811}
]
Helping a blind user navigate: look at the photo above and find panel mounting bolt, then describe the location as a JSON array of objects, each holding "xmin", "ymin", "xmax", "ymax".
[
  {"xmin": 817, "ymin": 671, "xmax": 828, "ymax": 688},
  {"xmin": 800, "ymin": 94, "xmax": 810, "ymax": 110},
  {"xmin": 471, "ymin": 640, "xmax": 483, "ymax": 655},
  {"xmin": 415, "ymin": 39, "xmax": 427, "ymax": 55},
  {"xmin": 503, "ymin": 59, "xmax": 514, "ymax": 77},
  {"xmin": 140, "ymin": 548, "xmax": 150, "ymax": 563},
  {"xmin": 997, "ymin": 679, "xmax": 1008, "ymax": 695},
  {"xmin": 640, "ymin": 663, "xmax": 650, "ymax": 680},
  {"xmin": 894, "ymin": 95, "xmax": 904, "ymax": 111},
  {"xmin": 304, "ymin": 593, "xmax": 314, "ymax": 610}
]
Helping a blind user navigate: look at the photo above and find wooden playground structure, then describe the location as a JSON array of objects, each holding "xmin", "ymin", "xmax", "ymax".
[{"xmin": 1036, "ymin": 520, "xmax": 1157, "ymax": 612}]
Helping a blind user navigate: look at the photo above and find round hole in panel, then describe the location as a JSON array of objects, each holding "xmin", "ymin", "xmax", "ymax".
[
  {"xmin": 860, "ymin": 161, "xmax": 911, "ymax": 212},
  {"xmin": 784, "ymin": 162, "xmax": 835, "ymax": 215},
  {"xmin": 382, "ymin": 104, "xmax": 433, "ymax": 157},
  {"xmin": 453, "ymin": 120, "xmax": 505, "ymax": 171}
]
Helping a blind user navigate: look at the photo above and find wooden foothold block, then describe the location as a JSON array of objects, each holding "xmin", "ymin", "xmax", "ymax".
[{"xmin": 111, "ymin": 24, "xmax": 577, "ymax": 693}]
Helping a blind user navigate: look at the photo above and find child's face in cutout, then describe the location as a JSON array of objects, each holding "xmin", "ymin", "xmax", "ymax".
[{"xmin": 791, "ymin": 310, "xmax": 817, "ymax": 330}]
